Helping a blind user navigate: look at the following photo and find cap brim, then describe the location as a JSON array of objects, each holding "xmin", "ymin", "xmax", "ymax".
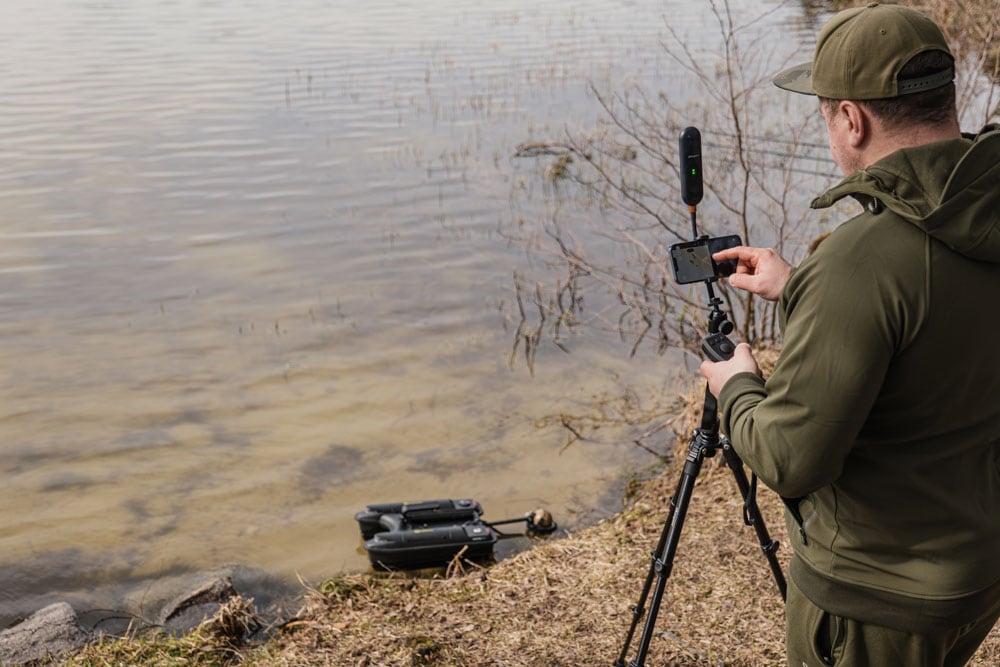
[{"xmin": 773, "ymin": 62, "xmax": 816, "ymax": 95}]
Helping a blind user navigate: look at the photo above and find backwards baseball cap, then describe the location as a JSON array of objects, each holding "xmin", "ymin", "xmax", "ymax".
[{"xmin": 773, "ymin": 3, "xmax": 954, "ymax": 99}]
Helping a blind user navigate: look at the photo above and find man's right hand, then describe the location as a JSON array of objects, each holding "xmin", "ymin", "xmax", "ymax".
[{"xmin": 713, "ymin": 246, "xmax": 792, "ymax": 301}]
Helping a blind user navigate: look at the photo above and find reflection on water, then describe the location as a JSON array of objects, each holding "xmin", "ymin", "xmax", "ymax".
[{"xmin": 0, "ymin": 0, "xmax": 815, "ymax": 624}]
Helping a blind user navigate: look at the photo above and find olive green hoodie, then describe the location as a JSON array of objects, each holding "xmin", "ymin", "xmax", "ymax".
[{"xmin": 719, "ymin": 126, "xmax": 1000, "ymax": 632}]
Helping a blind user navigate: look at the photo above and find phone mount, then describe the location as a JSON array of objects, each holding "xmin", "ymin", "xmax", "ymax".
[{"xmin": 614, "ymin": 127, "xmax": 786, "ymax": 667}]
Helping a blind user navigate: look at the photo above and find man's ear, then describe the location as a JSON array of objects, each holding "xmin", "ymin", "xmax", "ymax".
[{"xmin": 840, "ymin": 101, "xmax": 868, "ymax": 148}]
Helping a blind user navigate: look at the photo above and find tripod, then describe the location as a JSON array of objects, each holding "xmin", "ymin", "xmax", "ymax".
[{"xmin": 614, "ymin": 287, "xmax": 787, "ymax": 667}]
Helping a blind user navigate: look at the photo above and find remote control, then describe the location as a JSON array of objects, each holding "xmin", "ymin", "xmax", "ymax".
[{"xmin": 702, "ymin": 332, "xmax": 736, "ymax": 362}]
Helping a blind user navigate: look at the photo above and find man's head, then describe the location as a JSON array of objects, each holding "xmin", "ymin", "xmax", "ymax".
[{"xmin": 774, "ymin": 3, "xmax": 959, "ymax": 173}]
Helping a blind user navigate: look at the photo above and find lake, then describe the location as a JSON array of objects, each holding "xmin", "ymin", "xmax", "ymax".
[{"xmin": 0, "ymin": 0, "xmax": 824, "ymax": 625}]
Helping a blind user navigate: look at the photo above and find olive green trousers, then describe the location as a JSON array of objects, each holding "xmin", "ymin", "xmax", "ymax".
[{"xmin": 785, "ymin": 577, "xmax": 1000, "ymax": 667}]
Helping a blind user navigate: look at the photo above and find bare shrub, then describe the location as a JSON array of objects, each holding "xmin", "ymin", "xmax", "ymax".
[{"xmin": 507, "ymin": 0, "xmax": 997, "ymax": 362}]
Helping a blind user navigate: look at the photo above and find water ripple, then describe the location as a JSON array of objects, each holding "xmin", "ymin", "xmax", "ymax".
[{"xmin": 0, "ymin": 0, "xmax": 804, "ymax": 625}]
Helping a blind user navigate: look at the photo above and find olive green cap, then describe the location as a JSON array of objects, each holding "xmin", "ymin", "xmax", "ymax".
[{"xmin": 773, "ymin": 3, "xmax": 954, "ymax": 99}]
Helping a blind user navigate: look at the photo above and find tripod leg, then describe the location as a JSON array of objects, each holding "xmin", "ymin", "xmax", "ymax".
[
  {"xmin": 615, "ymin": 434, "xmax": 709, "ymax": 667},
  {"xmin": 613, "ymin": 493, "xmax": 678, "ymax": 666},
  {"xmin": 720, "ymin": 442, "xmax": 787, "ymax": 600}
]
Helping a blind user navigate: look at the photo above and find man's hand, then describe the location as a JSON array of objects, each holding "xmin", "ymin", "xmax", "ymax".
[
  {"xmin": 714, "ymin": 246, "xmax": 793, "ymax": 301},
  {"xmin": 699, "ymin": 343, "xmax": 761, "ymax": 397}
]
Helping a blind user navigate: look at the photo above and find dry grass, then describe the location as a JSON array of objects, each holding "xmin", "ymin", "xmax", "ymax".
[{"xmin": 61, "ymin": 357, "xmax": 999, "ymax": 666}]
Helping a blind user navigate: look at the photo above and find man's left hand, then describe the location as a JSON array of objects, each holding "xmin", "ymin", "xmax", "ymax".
[{"xmin": 699, "ymin": 343, "xmax": 762, "ymax": 397}]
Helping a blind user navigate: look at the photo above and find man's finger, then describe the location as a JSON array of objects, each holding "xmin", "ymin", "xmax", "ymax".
[{"xmin": 712, "ymin": 245, "xmax": 751, "ymax": 261}]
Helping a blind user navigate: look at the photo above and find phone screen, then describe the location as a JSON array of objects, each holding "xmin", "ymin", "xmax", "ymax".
[
  {"xmin": 707, "ymin": 235, "xmax": 742, "ymax": 277},
  {"xmin": 669, "ymin": 235, "xmax": 742, "ymax": 284},
  {"xmin": 670, "ymin": 242, "xmax": 715, "ymax": 284}
]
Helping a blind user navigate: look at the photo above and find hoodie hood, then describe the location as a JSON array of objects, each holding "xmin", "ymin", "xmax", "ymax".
[{"xmin": 811, "ymin": 125, "xmax": 1000, "ymax": 262}]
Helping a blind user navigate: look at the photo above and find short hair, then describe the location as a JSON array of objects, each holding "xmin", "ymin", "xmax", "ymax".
[{"xmin": 819, "ymin": 50, "xmax": 957, "ymax": 128}]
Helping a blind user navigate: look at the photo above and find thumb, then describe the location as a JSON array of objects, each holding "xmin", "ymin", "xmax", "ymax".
[
  {"xmin": 733, "ymin": 343, "xmax": 762, "ymax": 376},
  {"xmin": 727, "ymin": 273, "xmax": 754, "ymax": 291}
]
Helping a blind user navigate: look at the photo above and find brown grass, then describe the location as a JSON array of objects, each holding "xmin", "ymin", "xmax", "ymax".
[{"xmin": 61, "ymin": 356, "xmax": 999, "ymax": 666}]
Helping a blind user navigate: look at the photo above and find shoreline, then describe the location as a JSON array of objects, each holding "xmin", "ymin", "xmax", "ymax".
[{"xmin": 20, "ymin": 374, "xmax": 1000, "ymax": 665}]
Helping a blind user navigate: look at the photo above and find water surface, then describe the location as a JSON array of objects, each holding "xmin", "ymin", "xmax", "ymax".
[{"xmin": 0, "ymin": 0, "xmax": 821, "ymax": 624}]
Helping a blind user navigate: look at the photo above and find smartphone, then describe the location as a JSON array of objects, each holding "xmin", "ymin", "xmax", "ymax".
[{"xmin": 669, "ymin": 234, "xmax": 742, "ymax": 284}]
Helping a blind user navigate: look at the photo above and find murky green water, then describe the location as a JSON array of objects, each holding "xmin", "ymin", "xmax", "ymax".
[{"xmin": 0, "ymin": 0, "xmax": 825, "ymax": 624}]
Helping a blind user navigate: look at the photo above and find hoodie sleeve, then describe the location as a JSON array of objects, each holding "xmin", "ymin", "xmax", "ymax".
[{"xmin": 718, "ymin": 219, "xmax": 908, "ymax": 498}]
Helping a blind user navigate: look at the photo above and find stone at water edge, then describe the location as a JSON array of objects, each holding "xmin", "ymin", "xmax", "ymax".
[{"xmin": 0, "ymin": 601, "xmax": 90, "ymax": 665}]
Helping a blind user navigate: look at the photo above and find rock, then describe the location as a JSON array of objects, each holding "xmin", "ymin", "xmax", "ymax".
[
  {"xmin": 0, "ymin": 602, "xmax": 90, "ymax": 665},
  {"xmin": 160, "ymin": 575, "xmax": 240, "ymax": 634},
  {"xmin": 122, "ymin": 565, "xmax": 242, "ymax": 634}
]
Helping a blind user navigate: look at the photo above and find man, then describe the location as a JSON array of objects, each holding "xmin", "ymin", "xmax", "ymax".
[{"xmin": 699, "ymin": 4, "xmax": 1000, "ymax": 666}]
